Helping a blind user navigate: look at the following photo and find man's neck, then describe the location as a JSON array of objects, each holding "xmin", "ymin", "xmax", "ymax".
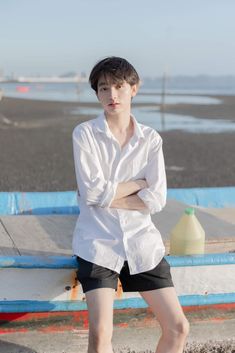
[{"xmin": 105, "ymin": 111, "xmax": 133, "ymax": 134}]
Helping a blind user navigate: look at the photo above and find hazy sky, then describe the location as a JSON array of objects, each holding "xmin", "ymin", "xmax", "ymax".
[{"xmin": 1, "ymin": 0, "xmax": 235, "ymax": 77}]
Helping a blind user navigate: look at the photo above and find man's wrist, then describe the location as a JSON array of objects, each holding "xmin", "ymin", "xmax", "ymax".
[{"xmin": 135, "ymin": 179, "xmax": 147, "ymax": 190}]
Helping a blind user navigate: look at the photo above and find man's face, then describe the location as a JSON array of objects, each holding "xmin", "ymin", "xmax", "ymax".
[{"xmin": 96, "ymin": 76, "xmax": 138, "ymax": 115}]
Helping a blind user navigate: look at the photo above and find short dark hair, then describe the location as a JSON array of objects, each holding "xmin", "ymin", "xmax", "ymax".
[{"xmin": 89, "ymin": 56, "xmax": 140, "ymax": 93}]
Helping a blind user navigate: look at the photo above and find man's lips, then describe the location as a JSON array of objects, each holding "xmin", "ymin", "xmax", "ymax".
[{"xmin": 108, "ymin": 103, "xmax": 120, "ymax": 107}]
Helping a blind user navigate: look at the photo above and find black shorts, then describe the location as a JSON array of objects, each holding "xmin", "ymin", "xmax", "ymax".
[{"xmin": 76, "ymin": 256, "xmax": 174, "ymax": 293}]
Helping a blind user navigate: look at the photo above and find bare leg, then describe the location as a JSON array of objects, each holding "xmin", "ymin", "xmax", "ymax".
[
  {"xmin": 85, "ymin": 288, "xmax": 115, "ymax": 353},
  {"xmin": 140, "ymin": 287, "xmax": 189, "ymax": 353}
]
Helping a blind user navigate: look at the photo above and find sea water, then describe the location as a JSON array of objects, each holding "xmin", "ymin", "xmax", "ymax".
[
  {"xmin": 0, "ymin": 82, "xmax": 222, "ymax": 104},
  {"xmin": 69, "ymin": 106, "xmax": 235, "ymax": 133}
]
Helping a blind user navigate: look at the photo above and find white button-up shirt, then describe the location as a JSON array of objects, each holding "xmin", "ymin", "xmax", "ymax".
[{"xmin": 72, "ymin": 112, "xmax": 166, "ymax": 274}]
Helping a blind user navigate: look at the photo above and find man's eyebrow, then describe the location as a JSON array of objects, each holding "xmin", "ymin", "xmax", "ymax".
[{"xmin": 98, "ymin": 81, "xmax": 108, "ymax": 87}]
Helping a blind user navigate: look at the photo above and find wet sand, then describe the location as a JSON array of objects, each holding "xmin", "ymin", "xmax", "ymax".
[{"xmin": 0, "ymin": 95, "xmax": 235, "ymax": 191}]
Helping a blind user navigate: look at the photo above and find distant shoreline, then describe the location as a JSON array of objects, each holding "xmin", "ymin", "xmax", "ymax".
[{"xmin": 1, "ymin": 93, "xmax": 235, "ymax": 120}]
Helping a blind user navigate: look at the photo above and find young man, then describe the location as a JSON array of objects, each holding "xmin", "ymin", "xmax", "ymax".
[{"xmin": 72, "ymin": 57, "xmax": 189, "ymax": 353}]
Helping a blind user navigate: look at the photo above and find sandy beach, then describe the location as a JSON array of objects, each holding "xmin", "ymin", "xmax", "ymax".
[{"xmin": 0, "ymin": 95, "xmax": 235, "ymax": 191}]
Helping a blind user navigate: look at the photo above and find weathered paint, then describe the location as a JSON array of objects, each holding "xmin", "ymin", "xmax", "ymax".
[
  {"xmin": 0, "ymin": 191, "xmax": 79, "ymax": 215},
  {"xmin": 1, "ymin": 254, "xmax": 235, "ymax": 313},
  {"xmin": 1, "ymin": 293, "xmax": 235, "ymax": 314},
  {"xmin": 0, "ymin": 255, "xmax": 78, "ymax": 269},
  {"xmin": 171, "ymin": 264, "xmax": 235, "ymax": 295},
  {"xmin": 1, "ymin": 253, "xmax": 235, "ymax": 269},
  {"xmin": 1, "ymin": 187, "xmax": 235, "ymax": 215},
  {"xmin": 167, "ymin": 252, "xmax": 235, "ymax": 267},
  {"xmin": 0, "ymin": 303, "xmax": 235, "ymax": 334},
  {"xmin": 70, "ymin": 270, "xmax": 79, "ymax": 301},
  {"xmin": 1, "ymin": 252, "xmax": 235, "ymax": 335}
]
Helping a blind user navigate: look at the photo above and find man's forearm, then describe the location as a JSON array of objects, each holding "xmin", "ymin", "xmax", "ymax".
[
  {"xmin": 77, "ymin": 179, "xmax": 148, "ymax": 207},
  {"xmin": 110, "ymin": 194, "xmax": 148, "ymax": 211},
  {"xmin": 113, "ymin": 180, "xmax": 147, "ymax": 200}
]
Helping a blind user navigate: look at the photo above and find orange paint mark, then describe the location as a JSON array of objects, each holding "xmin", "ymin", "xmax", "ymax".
[
  {"xmin": 82, "ymin": 313, "xmax": 89, "ymax": 329},
  {"xmin": 70, "ymin": 270, "xmax": 79, "ymax": 301},
  {"xmin": 183, "ymin": 303, "xmax": 235, "ymax": 312},
  {"xmin": 16, "ymin": 86, "xmax": 30, "ymax": 93},
  {"xmin": 1, "ymin": 303, "xmax": 235, "ymax": 334},
  {"xmin": 116, "ymin": 279, "xmax": 123, "ymax": 299},
  {"xmin": 117, "ymin": 322, "xmax": 129, "ymax": 328},
  {"xmin": 211, "ymin": 318, "xmax": 226, "ymax": 322},
  {"xmin": 0, "ymin": 328, "xmax": 28, "ymax": 334},
  {"xmin": 39, "ymin": 325, "xmax": 77, "ymax": 333}
]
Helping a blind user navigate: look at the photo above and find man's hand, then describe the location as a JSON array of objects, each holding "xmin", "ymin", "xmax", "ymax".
[
  {"xmin": 136, "ymin": 179, "xmax": 148, "ymax": 190},
  {"xmin": 78, "ymin": 180, "xmax": 147, "ymax": 199},
  {"xmin": 110, "ymin": 194, "xmax": 148, "ymax": 211},
  {"xmin": 113, "ymin": 179, "xmax": 148, "ymax": 201},
  {"xmin": 110, "ymin": 179, "xmax": 149, "ymax": 210}
]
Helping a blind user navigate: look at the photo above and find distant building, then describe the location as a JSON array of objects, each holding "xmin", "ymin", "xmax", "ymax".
[{"xmin": 16, "ymin": 74, "xmax": 88, "ymax": 83}]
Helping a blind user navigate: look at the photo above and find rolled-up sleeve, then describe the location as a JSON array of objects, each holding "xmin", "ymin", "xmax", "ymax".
[
  {"xmin": 137, "ymin": 134, "xmax": 167, "ymax": 215},
  {"xmin": 73, "ymin": 128, "xmax": 118, "ymax": 207}
]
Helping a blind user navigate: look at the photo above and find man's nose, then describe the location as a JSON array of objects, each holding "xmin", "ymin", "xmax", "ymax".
[{"xmin": 109, "ymin": 87, "xmax": 117, "ymax": 100}]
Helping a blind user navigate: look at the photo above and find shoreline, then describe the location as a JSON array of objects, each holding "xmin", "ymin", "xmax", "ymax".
[
  {"xmin": 2, "ymin": 93, "xmax": 235, "ymax": 120},
  {"xmin": 0, "ymin": 96, "xmax": 235, "ymax": 191}
]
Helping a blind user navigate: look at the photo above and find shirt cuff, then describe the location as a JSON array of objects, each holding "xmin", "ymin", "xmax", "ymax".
[
  {"xmin": 137, "ymin": 188, "xmax": 165, "ymax": 214},
  {"xmin": 99, "ymin": 180, "xmax": 119, "ymax": 208}
]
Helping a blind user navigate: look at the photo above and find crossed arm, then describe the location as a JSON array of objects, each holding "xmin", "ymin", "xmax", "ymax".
[
  {"xmin": 73, "ymin": 130, "xmax": 166, "ymax": 214},
  {"xmin": 77, "ymin": 179, "xmax": 148, "ymax": 211},
  {"xmin": 109, "ymin": 179, "xmax": 149, "ymax": 210}
]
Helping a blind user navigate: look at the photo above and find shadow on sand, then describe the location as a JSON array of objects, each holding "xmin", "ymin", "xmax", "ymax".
[{"xmin": 0, "ymin": 339, "xmax": 37, "ymax": 353}]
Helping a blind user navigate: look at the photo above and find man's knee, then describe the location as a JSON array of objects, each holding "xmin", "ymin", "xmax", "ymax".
[
  {"xmin": 89, "ymin": 324, "xmax": 113, "ymax": 348},
  {"xmin": 174, "ymin": 317, "xmax": 190, "ymax": 337},
  {"xmin": 164, "ymin": 316, "xmax": 190, "ymax": 340}
]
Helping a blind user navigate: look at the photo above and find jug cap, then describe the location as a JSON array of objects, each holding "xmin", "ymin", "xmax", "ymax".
[{"xmin": 185, "ymin": 207, "xmax": 195, "ymax": 215}]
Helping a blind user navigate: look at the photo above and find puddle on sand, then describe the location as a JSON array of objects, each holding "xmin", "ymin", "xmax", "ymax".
[
  {"xmin": 133, "ymin": 107, "xmax": 235, "ymax": 133},
  {"xmin": 70, "ymin": 106, "xmax": 235, "ymax": 133},
  {"xmin": 135, "ymin": 94, "xmax": 221, "ymax": 105}
]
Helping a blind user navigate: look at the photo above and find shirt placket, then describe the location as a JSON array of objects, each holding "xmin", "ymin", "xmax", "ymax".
[{"xmin": 113, "ymin": 142, "xmax": 132, "ymax": 263}]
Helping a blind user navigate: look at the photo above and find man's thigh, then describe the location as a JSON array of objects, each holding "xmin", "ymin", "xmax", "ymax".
[
  {"xmin": 139, "ymin": 287, "xmax": 187, "ymax": 331},
  {"xmin": 85, "ymin": 288, "xmax": 116, "ymax": 330}
]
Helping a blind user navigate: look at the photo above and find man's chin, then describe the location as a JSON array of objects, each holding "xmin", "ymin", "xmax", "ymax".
[{"xmin": 104, "ymin": 108, "xmax": 123, "ymax": 116}]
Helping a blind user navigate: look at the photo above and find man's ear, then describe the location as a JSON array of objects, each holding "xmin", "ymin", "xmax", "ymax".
[{"xmin": 131, "ymin": 84, "xmax": 139, "ymax": 98}]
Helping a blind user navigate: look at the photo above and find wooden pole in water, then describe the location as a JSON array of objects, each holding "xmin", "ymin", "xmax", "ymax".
[{"xmin": 161, "ymin": 70, "xmax": 167, "ymax": 130}]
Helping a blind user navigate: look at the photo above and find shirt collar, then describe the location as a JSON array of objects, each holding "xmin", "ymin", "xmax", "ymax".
[{"xmin": 93, "ymin": 112, "xmax": 145, "ymax": 141}]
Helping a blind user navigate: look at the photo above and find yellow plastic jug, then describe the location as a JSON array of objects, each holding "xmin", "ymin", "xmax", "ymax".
[{"xmin": 169, "ymin": 207, "xmax": 205, "ymax": 255}]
